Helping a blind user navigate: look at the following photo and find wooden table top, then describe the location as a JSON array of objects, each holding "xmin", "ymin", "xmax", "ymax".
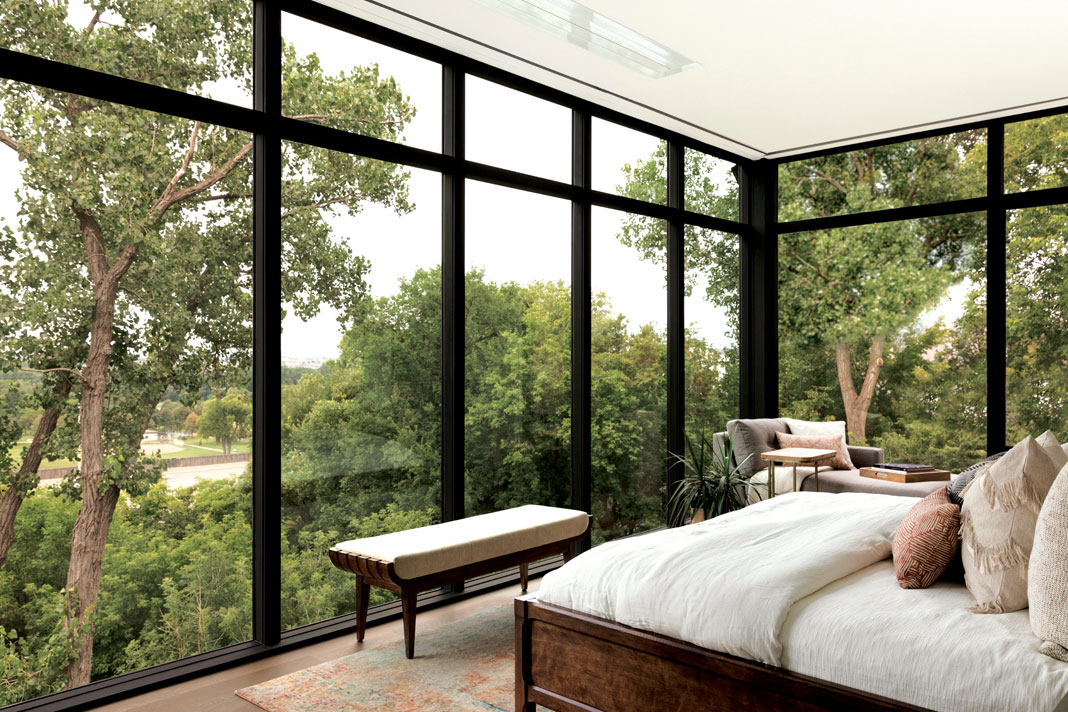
[{"xmin": 760, "ymin": 447, "xmax": 838, "ymax": 463}]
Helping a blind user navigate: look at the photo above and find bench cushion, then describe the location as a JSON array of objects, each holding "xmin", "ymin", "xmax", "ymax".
[{"xmin": 333, "ymin": 505, "xmax": 588, "ymax": 580}]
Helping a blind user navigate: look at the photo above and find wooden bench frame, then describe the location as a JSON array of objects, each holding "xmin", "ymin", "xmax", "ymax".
[{"xmin": 328, "ymin": 515, "xmax": 591, "ymax": 658}]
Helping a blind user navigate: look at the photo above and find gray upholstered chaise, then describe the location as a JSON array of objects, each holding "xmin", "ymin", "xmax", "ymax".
[{"xmin": 713, "ymin": 420, "xmax": 946, "ymax": 499}]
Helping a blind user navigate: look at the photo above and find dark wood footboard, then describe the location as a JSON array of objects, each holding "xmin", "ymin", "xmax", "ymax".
[{"xmin": 515, "ymin": 594, "xmax": 928, "ymax": 712}]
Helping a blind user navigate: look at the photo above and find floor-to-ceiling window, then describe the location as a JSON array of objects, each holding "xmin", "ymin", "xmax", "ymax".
[{"xmin": 0, "ymin": 88, "xmax": 253, "ymax": 702}]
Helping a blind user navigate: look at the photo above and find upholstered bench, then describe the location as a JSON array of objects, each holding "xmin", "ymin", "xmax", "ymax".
[{"xmin": 329, "ymin": 504, "xmax": 591, "ymax": 658}]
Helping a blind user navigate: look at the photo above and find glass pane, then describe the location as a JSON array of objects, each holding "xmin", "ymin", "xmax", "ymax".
[
  {"xmin": 685, "ymin": 149, "xmax": 740, "ymax": 222},
  {"xmin": 280, "ymin": 146, "xmax": 442, "ymax": 631},
  {"xmin": 0, "ymin": 86, "xmax": 251, "ymax": 703},
  {"xmin": 1005, "ymin": 116, "xmax": 1068, "ymax": 193},
  {"xmin": 0, "ymin": 2, "xmax": 252, "ymax": 106},
  {"xmin": 466, "ymin": 76, "xmax": 570, "ymax": 182},
  {"xmin": 282, "ymin": 13, "xmax": 442, "ymax": 152},
  {"xmin": 778, "ymin": 213, "xmax": 987, "ymax": 475},
  {"xmin": 465, "ymin": 181, "xmax": 571, "ymax": 515},
  {"xmin": 685, "ymin": 227, "xmax": 740, "ymax": 445},
  {"xmin": 594, "ymin": 118, "xmax": 666, "ymax": 204},
  {"xmin": 592, "ymin": 207, "xmax": 666, "ymax": 543},
  {"xmin": 778, "ymin": 130, "xmax": 986, "ymax": 221},
  {"xmin": 1007, "ymin": 206, "xmax": 1068, "ymax": 439}
]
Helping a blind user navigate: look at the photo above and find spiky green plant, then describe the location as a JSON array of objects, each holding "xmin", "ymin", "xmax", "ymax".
[{"xmin": 668, "ymin": 431, "xmax": 758, "ymax": 525}]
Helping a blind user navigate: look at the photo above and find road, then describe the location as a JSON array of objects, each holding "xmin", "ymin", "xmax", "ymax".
[{"xmin": 164, "ymin": 460, "xmax": 249, "ymax": 489}]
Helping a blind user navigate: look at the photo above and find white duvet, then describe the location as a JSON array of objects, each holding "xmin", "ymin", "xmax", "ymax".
[{"xmin": 538, "ymin": 491, "xmax": 914, "ymax": 665}]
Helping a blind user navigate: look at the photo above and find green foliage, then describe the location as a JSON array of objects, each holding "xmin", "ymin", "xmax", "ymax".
[
  {"xmin": 196, "ymin": 393, "xmax": 252, "ymax": 454},
  {"xmin": 668, "ymin": 432, "xmax": 755, "ymax": 525}
]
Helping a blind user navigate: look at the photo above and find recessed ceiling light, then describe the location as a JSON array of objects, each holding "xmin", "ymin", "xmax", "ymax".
[{"xmin": 475, "ymin": 0, "xmax": 699, "ymax": 78}]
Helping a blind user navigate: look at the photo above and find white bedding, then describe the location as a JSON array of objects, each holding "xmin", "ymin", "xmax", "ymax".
[
  {"xmin": 782, "ymin": 560, "xmax": 1068, "ymax": 712},
  {"xmin": 538, "ymin": 491, "xmax": 913, "ymax": 665}
]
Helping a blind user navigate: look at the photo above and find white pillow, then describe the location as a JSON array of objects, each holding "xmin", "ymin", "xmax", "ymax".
[
  {"xmin": 782, "ymin": 418, "xmax": 847, "ymax": 440},
  {"xmin": 1036, "ymin": 430, "xmax": 1068, "ymax": 471},
  {"xmin": 782, "ymin": 418, "xmax": 853, "ymax": 468}
]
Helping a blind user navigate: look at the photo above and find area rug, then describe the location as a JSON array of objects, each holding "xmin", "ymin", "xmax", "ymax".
[{"xmin": 236, "ymin": 605, "xmax": 515, "ymax": 711}]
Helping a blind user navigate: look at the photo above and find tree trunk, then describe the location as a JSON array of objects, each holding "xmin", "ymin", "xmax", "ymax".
[
  {"xmin": 0, "ymin": 378, "xmax": 72, "ymax": 569},
  {"xmin": 834, "ymin": 337, "xmax": 886, "ymax": 442},
  {"xmin": 64, "ymin": 212, "xmax": 138, "ymax": 689}
]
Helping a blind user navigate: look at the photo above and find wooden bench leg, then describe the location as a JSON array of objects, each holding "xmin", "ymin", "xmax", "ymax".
[
  {"xmin": 564, "ymin": 541, "xmax": 577, "ymax": 562},
  {"xmin": 519, "ymin": 562, "xmax": 528, "ymax": 592},
  {"xmin": 355, "ymin": 575, "xmax": 369, "ymax": 643},
  {"xmin": 402, "ymin": 587, "xmax": 417, "ymax": 659}
]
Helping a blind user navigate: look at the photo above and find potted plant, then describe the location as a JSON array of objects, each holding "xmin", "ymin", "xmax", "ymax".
[{"xmin": 668, "ymin": 431, "xmax": 758, "ymax": 525}]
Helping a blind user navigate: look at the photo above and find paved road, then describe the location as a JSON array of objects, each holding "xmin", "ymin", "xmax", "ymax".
[{"xmin": 164, "ymin": 460, "xmax": 249, "ymax": 489}]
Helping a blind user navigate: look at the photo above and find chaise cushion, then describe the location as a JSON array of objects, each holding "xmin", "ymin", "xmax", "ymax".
[
  {"xmin": 333, "ymin": 505, "xmax": 588, "ymax": 580},
  {"xmin": 727, "ymin": 418, "xmax": 789, "ymax": 476},
  {"xmin": 800, "ymin": 469, "xmax": 945, "ymax": 498}
]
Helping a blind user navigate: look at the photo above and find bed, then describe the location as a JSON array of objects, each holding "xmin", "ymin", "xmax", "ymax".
[{"xmin": 516, "ymin": 492, "xmax": 1068, "ymax": 712}]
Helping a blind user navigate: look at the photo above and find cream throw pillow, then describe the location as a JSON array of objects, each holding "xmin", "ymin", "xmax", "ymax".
[
  {"xmin": 960, "ymin": 435, "xmax": 1059, "ymax": 613},
  {"xmin": 1030, "ymin": 463, "xmax": 1068, "ymax": 661},
  {"xmin": 781, "ymin": 419, "xmax": 852, "ymax": 469},
  {"xmin": 1037, "ymin": 430, "xmax": 1068, "ymax": 471}
]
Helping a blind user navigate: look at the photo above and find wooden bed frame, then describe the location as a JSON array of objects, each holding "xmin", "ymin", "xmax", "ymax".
[{"xmin": 515, "ymin": 594, "xmax": 928, "ymax": 712}]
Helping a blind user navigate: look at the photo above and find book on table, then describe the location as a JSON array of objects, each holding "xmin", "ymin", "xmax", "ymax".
[
  {"xmin": 860, "ymin": 466, "xmax": 950, "ymax": 483},
  {"xmin": 872, "ymin": 463, "xmax": 936, "ymax": 472}
]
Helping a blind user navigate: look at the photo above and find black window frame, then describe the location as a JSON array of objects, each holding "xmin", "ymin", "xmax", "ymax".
[{"xmin": 1, "ymin": 0, "xmax": 1067, "ymax": 709}]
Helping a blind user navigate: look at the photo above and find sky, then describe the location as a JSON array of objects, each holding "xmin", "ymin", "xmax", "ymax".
[{"xmin": 0, "ymin": 6, "xmax": 968, "ymax": 363}]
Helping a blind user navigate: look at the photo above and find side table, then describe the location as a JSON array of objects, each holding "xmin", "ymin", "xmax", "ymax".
[{"xmin": 759, "ymin": 447, "xmax": 838, "ymax": 498}]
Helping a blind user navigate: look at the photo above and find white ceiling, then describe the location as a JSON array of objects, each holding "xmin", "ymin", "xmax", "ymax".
[{"xmin": 323, "ymin": 0, "xmax": 1068, "ymax": 161}]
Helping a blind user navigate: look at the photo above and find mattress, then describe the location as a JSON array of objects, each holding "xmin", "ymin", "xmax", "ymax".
[{"xmin": 781, "ymin": 560, "xmax": 1068, "ymax": 712}]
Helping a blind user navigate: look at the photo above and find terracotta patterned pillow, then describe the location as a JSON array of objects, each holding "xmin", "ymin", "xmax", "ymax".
[
  {"xmin": 892, "ymin": 487, "xmax": 961, "ymax": 589},
  {"xmin": 775, "ymin": 431, "xmax": 853, "ymax": 471}
]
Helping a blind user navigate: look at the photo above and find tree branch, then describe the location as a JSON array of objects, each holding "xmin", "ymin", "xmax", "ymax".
[
  {"xmin": 85, "ymin": 10, "xmax": 101, "ymax": 36},
  {"xmin": 784, "ymin": 244, "xmax": 841, "ymax": 287},
  {"xmin": 154, "ymin": 122, "xmax": 201, "ymax": 212},
  {"xmin": 149, "ymin": 139, "xmax": 254, "ymax": 221},
  {"xmin": 22, "ymin": 367, "xmax": 84, "ymax": 379},
  {"xmin": 280, "ymin": 192, "xmax": 368, "ymax": 218},
  {"xmin": 811, "ymin": 168, "xmax": 847, "ymax": 195},
  {"xmin": 0, "ymin": 131, "xmax": 18, "ymax": 153}
]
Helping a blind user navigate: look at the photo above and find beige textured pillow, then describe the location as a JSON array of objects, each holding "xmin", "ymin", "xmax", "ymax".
[
  {"xmin": 1037, "ymin": 430, "xmax": 1068, "ymax": 471},
  {"xmin": 1030, "ymin": 463, "xmax": 1068, "ymax": 661},
  {"xmin": 960, "ymin": 435, "xmax": 1059, "ymax": 613}
]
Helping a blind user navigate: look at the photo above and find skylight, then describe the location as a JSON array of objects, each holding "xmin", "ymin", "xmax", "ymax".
[{"xmin": 475, "ymin": 0, "xmax": 699, "ymax": 78}]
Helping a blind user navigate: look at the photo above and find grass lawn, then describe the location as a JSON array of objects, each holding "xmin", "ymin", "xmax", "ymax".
[
  {"xmin": 8, "ymin": 444, "xmax": 78, "ymax": 470},
  {"xmin": 8, "ymin": 438, "xmax": 250, "ymax": 470},
  {"xmin": 179, "ymin": 438, "xmax": 251, "ymax": 454}
]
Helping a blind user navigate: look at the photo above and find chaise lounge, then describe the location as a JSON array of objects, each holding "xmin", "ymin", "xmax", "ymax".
[{"xmin": 714, "ymin": 418, "xmax": 947, "ymax": 499}]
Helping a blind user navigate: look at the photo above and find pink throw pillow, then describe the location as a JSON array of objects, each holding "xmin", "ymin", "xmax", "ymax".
[
  {"xmin": 892, "ymin": 487, "xmax": 961, "ymax": 589},
  {"xmin": 775, "ymin": 431, "xmax": 852, "ymax": 471}
]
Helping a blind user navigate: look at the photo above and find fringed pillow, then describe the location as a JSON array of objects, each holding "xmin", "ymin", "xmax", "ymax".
[
  {"xmin": 774, "ymin": 431, "xmax": 853, "ymax": 471},
  {"xmin": 893, "ymin": 487, "xmax": 961, "ymax": 589},
  {"xmin": 960, "ymin": 435, "xmax": 1060, "ymax": 613},
  {"xmin": 1030, "ymin": 462, "xmax": 1068, "ymax": 661}
]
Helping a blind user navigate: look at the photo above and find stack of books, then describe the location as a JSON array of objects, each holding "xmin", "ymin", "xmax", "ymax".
[
  {"xmin": 871, "ymin": 463, "xmax": 936, "ymax": 474},
  {"xmin": 860, "ymin": 463, "xmax": 951, "ymax": 483}
]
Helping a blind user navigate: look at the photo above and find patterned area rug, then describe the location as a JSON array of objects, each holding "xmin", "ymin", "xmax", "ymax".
[{"xmin": 236, "ymin": 605, "xmax": 515, "ymax": 711}]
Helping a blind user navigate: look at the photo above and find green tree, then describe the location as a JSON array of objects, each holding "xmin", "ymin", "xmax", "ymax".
[
  {"xmin": 619, "ymin": 133, "xmax": 986, "ymax": 441},
  {"xmin": 0, "ymin": 0, "xmax": 415, "ymax": 690},
  {"xmin": 196, "ymin": 394, "xmax": 252, "ymax": 454}
]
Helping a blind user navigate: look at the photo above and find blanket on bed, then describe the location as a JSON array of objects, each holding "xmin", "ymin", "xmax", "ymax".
[{"xmin": 537, "ymin": 491, "xmax": 914, "ymax": 666}]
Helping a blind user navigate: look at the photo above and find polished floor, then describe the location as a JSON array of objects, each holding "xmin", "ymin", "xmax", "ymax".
[{"xmin": 96, "ymin": 579, "xmax": 538, "ymax": 711}]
